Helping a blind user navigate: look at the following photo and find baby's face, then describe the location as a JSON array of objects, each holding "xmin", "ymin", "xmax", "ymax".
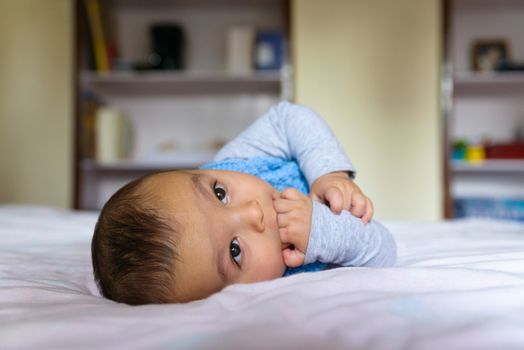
[{"xmin": 143, "ymin": 169, "xmax": 286, "ymax": 302}]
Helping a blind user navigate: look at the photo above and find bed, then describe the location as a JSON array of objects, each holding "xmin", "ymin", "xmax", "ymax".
[{"xmin": 2, "ymin": 205, "xmax": 524, "ymax": 350}]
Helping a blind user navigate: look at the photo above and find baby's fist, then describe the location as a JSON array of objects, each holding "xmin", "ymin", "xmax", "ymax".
[
  {"xmin": 310, "ymin": 172, "xmax": 374, "ymax": 223},
  {"xmin": 273, "ymin": 188, "xmax": 312, "ymax": 267}
]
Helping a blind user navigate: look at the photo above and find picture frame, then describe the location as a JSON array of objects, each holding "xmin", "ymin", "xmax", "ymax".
[{"xmin": 471, "ymin": 40, "xmax": 509, "ymax": 71}]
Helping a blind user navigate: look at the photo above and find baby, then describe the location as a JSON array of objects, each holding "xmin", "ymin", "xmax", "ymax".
[{"xmin": 91, "ymin": 102, "xmax": 397, "ymax": 305}]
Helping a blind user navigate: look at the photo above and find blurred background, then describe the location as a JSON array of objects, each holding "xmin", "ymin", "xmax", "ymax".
[{"xmin": 0, "ymin": 0, "xmax": 523, "ymax": 221}]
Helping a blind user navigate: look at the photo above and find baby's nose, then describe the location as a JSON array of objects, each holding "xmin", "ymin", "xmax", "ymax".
[{"xmin": 237, "ymin": 200, "xmax": 265, "ymax": 233}]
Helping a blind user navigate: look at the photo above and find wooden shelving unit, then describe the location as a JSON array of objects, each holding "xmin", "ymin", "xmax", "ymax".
[
  {"xmin": 74, "ymin": 0, "xmax": 291, "ymax": 210},
  {"xmin": 443, "ymin": 0, "xmax": 524, "ymax": 219}
]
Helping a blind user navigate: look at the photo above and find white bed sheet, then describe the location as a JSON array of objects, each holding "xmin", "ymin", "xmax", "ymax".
[{"xmin": 1, "ymin": 205, "xmax": 524, "ymax": 350}]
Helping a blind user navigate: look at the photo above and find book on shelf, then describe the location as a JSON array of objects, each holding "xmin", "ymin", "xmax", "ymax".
[
  {"xmin": 255, "ymin": 30, "xmax": 285, "ymax": 71},
  {"xmin": 80, "ymin": 1, "xmax": 96, "ymax": 71},
  {"xmin": 84, "ymin": 0, "xmax": 118, "ymax": 73},
  {"xmin": 101, "ymin": 0, "xmax": 119, "ymax": 71}
]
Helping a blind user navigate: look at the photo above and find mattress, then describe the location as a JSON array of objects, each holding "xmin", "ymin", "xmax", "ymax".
[{"xmin": 1, "ymin": 205, "xmax": 524, "ymax": 350}]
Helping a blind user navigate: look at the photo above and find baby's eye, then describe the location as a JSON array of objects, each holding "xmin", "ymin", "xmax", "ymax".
[
  {"xmin": 214, "ymin": 182, "xmax": 229, "ymax": 204},
  {"xmin": 230, "ymin": 238, "xmax": 242, "ymax": 266}
]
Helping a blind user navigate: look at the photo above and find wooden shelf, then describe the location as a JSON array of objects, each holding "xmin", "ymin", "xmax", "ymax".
[
  {"xmin": 82, "ymin": 150, "xmax": 216, "ymax": 171},
  {"xmin": 451, "ymin": 159, "xmax": 524, "ymax": 173},
  {"xmin": 81, "ymin": 70, "xmax": 284, "ymax": 95},
  {"xmin": 453, "ymin": 71, "xmax": 524, "ymax": 94},
  {"xmin": 455, "ymin": 71, "xmax": 524, "ymax": 83},
  {"xmin": 454, "ymin": 0, "xmax": 524, "ymax": 8}
]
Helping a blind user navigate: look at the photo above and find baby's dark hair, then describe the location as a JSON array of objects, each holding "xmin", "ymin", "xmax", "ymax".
[{"xmin": 91, "ymin": 174, "xmax": 179, "ymax": 305}]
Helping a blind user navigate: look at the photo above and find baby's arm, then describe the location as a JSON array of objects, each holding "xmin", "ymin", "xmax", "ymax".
[
  {"xmin": 216, "ymin": 102, "xmax": 374, "ymax": 220},
  {"xmin": 275, "ymin": 188, "xmax": 396, "ymax": 268},
  {"xmin": 305, "ymin": 201, "xmax": 397, "ymax": 267},
  {"xmin": 214, "ymin": 101, "xmax": 355, "ymax": 184}
]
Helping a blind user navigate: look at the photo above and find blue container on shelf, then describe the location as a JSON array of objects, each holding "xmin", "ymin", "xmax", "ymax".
[{"xmin": 454, "ymin": 197, "xmax": 524, "ymax": 222}]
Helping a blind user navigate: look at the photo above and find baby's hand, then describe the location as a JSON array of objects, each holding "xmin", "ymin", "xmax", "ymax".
[
  {"xmin": 273, "ymin": 188, "xmax": 312, "ymax": 268},
  {"xmin": 310, "ymin": 171, "xmax": 374, "ymax": 223}
]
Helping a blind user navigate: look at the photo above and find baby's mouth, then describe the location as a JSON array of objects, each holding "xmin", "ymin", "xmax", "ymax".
[{"xmin": 281, "ymin": 242, "xmax": 296, "ymax": 250}]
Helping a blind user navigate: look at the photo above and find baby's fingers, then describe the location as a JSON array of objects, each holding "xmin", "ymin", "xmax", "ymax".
[
  {"xmin": 276, "ymin": 213, "xmax": 290, "ymax": 228},
  {"xmin": 282, "ymin": 248, "xmax": 305, "ymax": 268},
  {"xmin": 280, "ymin": 187, "xmax": 304, "ymax": 201},
  {"xmin": 273, "ymin": 198, "xmax": 300, "ymax": 214},
  {"xmin": 324, "ymin": 187, "xmax": 344, "ymax": 214},
  {"xmin": 348, "ymin": 192, "xmax": 365, "ymax": 217},
  {"xmin": 361, "ymin": 198, "xmax": 374, "ymax": 224}
]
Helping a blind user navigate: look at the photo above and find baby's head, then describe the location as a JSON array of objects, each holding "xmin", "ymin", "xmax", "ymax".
[{"xmin": 91, "ymin": 169, "xmax": 286, "ymax": 305}]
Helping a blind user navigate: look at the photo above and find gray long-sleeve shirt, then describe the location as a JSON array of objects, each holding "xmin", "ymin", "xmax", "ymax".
[{"xmin": 214, "ymin": 101, "xmax": 397, "ymax": 267}]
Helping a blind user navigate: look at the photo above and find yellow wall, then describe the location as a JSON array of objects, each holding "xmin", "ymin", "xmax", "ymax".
[
  {"xmin": 292, "ymin": 0, "xmax": 442, "ymax": 220},
  {"xmin": 0, "ymin": 0, "xmax": 73, "ymax": 208}
]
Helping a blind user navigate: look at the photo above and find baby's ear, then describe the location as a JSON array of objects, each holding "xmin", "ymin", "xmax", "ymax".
[{"xmin": 282, "ymin": 247, "xmax": 304, "ymax": 268}]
